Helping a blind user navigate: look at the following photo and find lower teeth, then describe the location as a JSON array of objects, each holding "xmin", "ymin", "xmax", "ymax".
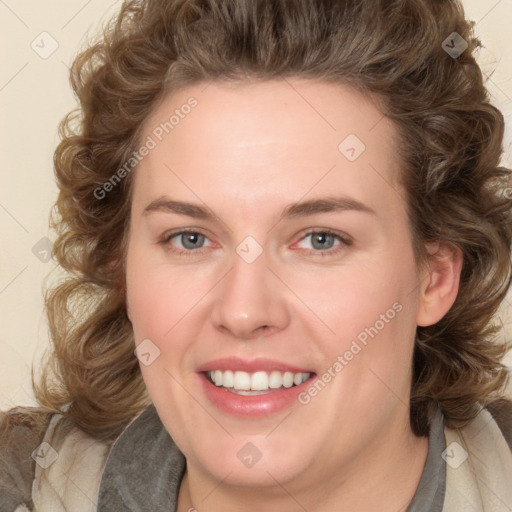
[{"xmin": 218, "ymin": 385, "xmax": 297, "ymax": 395}]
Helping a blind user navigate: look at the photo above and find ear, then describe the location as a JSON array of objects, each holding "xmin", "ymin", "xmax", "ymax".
[{"xmin": 416, "ymin": 241, "xmax": 463, "ymax": 327}]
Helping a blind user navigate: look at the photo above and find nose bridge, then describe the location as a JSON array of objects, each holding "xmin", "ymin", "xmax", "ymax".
[{"xmin": 210, "ymin": 239, "xmax": 289, "ymax": 339}]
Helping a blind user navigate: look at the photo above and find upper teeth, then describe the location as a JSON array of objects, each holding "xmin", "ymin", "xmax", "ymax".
[{"xmin": 207, "ymin": 370, "xmax": 311, "ymax": 391}]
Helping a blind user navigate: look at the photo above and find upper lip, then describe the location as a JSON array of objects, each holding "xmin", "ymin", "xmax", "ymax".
[{"xmin": 196, "ymin": 357, "xmax": 314, "ymax": 374}]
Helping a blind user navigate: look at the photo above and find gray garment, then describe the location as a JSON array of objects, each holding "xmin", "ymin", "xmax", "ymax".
[
  {"xmin": 407, "ymin": 408, "xmax": 446, "ymax": 512},
  {"xmin": 97, "ymin": 405, "xmax": 446, "ymax": 511},
  {"xmin": 97, "ymin": 405, "xmax": 186, "ymax": 511}
]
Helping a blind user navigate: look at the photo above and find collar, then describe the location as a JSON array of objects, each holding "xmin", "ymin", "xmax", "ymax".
[
  {"xmin": 97, "ymin": 405, "xmax": 446, "ymax": 511},
  {"xmin": 97, "ymin": 405, "xmax": 185, "ymax": 511},
  {"xmin": 407, "ymin": 407, "xmax": 446, "ymax": 511}
]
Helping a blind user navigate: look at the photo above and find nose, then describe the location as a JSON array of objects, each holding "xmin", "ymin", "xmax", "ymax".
[{"xmin": 210, "ymin": 246, "xmax": 290, "ymax": 340}]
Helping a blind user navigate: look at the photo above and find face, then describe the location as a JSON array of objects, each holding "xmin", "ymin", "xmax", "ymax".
[{"xmin": 125, "ymin": 79, "xmax": 425, "ymax": 490}]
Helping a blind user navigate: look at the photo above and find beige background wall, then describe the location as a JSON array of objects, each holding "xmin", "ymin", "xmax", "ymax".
[{"xmin": 1, "ymin": 0, "xmax": 511, "ymax": 411}]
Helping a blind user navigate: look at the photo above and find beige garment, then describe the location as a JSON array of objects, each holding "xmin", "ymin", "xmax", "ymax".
[
  {"xmin": 29, "ymin": 408, "xmax": 512, "ymax": 511},
  {"xmin": 30, "ymin": 413, "xmax": 111, "ymax": 512},
  {"xmin": 444, "ymin": 408, "xmax": 512, "ymax": 511}
]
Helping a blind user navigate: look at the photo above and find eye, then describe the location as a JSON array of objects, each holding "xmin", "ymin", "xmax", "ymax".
[
  {"xmin": 158, "ymin": 228, "xmax": 352, "ymax": 258},
  {"xmin": 159, "ymin": 229, "xmax": 214, "ymax": 256},
  {"xmin": 295, "ymin": 229, "xmax": 351, "ymax": 255}
]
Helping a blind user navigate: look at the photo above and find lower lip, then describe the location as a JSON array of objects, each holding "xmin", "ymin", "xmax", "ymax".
[{"xmin": 199, "ymin": 372, "xmax": 315, "ymax": 417}]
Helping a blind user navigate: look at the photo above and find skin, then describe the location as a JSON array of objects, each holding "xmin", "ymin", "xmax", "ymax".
[{"xmin": 125, "ymin": 78, "xmax": 462, "ymax": 512}]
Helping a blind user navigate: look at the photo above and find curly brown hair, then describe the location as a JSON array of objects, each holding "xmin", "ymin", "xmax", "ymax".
[{"xmin": 29, "ymin": 0, "xmax": 512, "ymax": 441}]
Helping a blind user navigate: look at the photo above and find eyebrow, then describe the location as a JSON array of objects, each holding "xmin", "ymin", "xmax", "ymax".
[{"xmin": 142, "ymin": 195, "xmax": 376, "ymax": 221}]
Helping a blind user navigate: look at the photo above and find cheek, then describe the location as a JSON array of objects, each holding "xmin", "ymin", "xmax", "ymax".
[
  {"xmin": 293, "ymin": 256, "xmax": 417, "ymax": 345},
  {"xmin": 125, "ymin": 249, "xmax": 214, "ymax": 390},
  {"xmin": 126, "ymin": 272, "xmax": 168, "ymax": 339},
  {"xmin": 126, "ymin": 251, "xmax": 201, "ymax": 339},
  {"xmin": 301, "ymin": 254, "xmax": 419, "ymax": 400},
  {"xmin": 331, "ymin": 300, "xmax": 417, "ymax": 419}
]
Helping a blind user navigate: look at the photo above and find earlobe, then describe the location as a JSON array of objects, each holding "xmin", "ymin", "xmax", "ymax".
[{"xmin": 416, "ymin": 242, "xmax": 463, "ymax": 327}]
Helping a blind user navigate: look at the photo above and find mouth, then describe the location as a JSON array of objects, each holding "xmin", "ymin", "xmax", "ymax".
[
  {"xmin": 205, "ymin": 369, "xmax": 312, "ymax": 395},
  {"xmin": 196, "ymin": 358, "xmax": 317, "ymax": 417}
]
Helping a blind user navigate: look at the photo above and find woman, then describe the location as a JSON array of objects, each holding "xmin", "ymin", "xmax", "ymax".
[{"xmin": 1, "ymin": 0, "xmax": 511, "ymax": 510}]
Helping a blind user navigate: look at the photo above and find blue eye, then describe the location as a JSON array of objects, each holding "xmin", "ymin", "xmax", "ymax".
[
  {"xmin": 299, "ymin": 231, "xmax": 340, "ymax": 250},
  {"xmin": 172, "ymin": 231, "xmax": 207, "ymax": 250},
  {"xmin": 159, "ymin": 228, "xmax": 351, "ymax": 257},
  {"xmin": 294, "ymin": 229, "xmax": 351, "ymax": 256},
  {"xmin": 161, "ymin": 230, "xmax": 212, "ymax": 256}
]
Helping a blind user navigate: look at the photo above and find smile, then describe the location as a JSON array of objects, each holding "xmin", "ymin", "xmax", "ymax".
[
  {"xmin": 197, "ymin": 358, "xmax": 317, "ymax": 416},
  {"xmin": 206, "ymin": 370, "xmax": 311, "ymax": 393}
]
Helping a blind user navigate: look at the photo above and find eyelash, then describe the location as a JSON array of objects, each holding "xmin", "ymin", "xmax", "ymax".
[{"xmin": 158, "ymin": 228, "xmax": 352, "ymax": 258}]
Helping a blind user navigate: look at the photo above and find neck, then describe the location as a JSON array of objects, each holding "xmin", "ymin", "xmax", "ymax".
[{"xmin": 177, "ymin": 413, "xmax": 429, "ymax": 512}]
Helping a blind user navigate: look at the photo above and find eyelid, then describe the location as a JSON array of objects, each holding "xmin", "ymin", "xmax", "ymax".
[
  {"xmin": 159, "ymin": 227, "xmax": 352, "ymax": 256},
  {"xmin": 291, "ymin": 228, "xmax": 352, "ymax": 255},
  {"xmin": 296, "ymin": 228, "xmax": 352, "ymax": 245},
  {"xmin": 159, "ymin": 228, "xmax": 215, "ymax": 255}
]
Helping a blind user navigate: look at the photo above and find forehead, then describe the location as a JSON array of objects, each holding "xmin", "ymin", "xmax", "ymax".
[{"xmin": 132, "ymin": 79, "xmax": 405, "ymax": 223}]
